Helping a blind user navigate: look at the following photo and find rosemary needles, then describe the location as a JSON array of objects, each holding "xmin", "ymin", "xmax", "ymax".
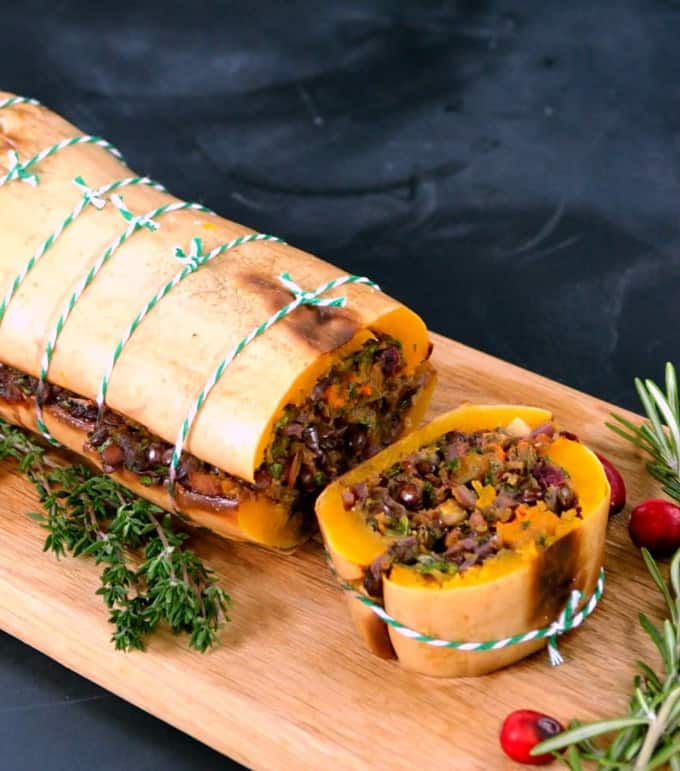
[{"xmin": 533, "ymin": 549, "xmax": 680, "ymax": 770}]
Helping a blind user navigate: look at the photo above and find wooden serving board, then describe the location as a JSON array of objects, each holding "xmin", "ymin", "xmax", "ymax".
[{"xmin": 0, "ymin": 334, "xmax": 666, "ymax": 770}]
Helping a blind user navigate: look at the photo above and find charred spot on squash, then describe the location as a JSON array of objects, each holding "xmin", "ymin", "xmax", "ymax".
[
  {"xmin": 239, "ymin": 271, "xmax": 360, "ymax": 353},
  {"xmin": 530, "ymin": 527, "xmax": 579, "ymax": 627}
]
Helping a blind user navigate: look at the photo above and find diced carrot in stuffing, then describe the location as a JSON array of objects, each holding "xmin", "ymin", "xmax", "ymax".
[{"xmin": 324, "ymin": 383, "xmax": 346, "ymax": 409}]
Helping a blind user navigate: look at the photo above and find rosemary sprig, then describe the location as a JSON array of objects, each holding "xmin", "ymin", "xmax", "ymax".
[
  {"xmin": 606, "ymin": 362, "xmax": 680, "ymax": 506},
  {"xmin": 532, "ymin": 363, "xmax": 680, "ymax": 768},
  {"xmin": 0, "ymin": 418, "xmax": 231, "ymax": 652},
  {"xmin": 533, "ymin": 549, "xmax": 680, "ymax": 769}
]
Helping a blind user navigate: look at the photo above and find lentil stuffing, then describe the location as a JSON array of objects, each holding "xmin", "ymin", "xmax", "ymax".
[
  {"xmin": 0, "ymin": 333, "xmax": 433, "ymax": 520},
  {"xmin": 342, "ymin": 421, "xmax": 582, "ymax": 599}
]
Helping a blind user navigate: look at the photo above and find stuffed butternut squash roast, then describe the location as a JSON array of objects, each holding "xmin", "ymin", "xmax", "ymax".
[
  {"xmin": 0, "ymin": 93, "xmax": 434, "ymax": 549},
  {"xmin": 317, "ymin": 404, "xmax": 610, "ymax": 677},
  {"xmin": 1, "ymin": 94, "xmax": 610, "ymax": 677}
]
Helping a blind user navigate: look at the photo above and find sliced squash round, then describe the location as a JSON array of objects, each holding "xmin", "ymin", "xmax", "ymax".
[{"xmin": 316, "ymin": 404, "xmax": 610, "ymax": 677}]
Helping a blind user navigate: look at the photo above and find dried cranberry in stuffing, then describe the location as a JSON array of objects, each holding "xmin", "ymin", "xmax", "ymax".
[{"xmin": 533, "ymin": 462, "xmax": 565, "ymax": 489}]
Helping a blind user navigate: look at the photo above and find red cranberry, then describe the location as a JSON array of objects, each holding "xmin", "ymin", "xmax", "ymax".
[
  {"xmin": 500, "ymin": 710, "xmax": 563, "ymax": 765},
  {"xmin": 595, "ymin": 453, "xmax": 626, "ymax": 515},
  {"xmin": 629, "ymin": 499, "xmax": 680, "ymax": 556}
]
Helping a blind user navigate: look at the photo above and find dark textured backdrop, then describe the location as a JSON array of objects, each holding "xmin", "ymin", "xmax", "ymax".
[{"xmin": 2, "ymin": 1, "xmax": 679, "ymax": 769}]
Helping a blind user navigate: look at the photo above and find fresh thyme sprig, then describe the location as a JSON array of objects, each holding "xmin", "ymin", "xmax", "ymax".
[
  {"xmin": 533, "ymin": 548, "xmax": 680, "ymax": 770},
  {"xmin": 607, "ymin": 362, "xmax": 680, "ymax": 506},
  {"xmin": 0, "ymin": 418, "xmax": 231, "ymax": 652}
]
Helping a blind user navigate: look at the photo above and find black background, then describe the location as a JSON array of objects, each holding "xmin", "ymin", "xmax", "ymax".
[{"xmin": 2, "ymin": 1, "xmax": 680, "ymax": 769}]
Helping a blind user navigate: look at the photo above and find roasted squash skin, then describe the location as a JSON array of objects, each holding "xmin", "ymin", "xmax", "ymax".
[{"xmin": 316, "ymin": 404, "xmax": 610, "ymax": 677}]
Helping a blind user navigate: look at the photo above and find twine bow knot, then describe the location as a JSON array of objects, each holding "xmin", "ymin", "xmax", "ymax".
[
  {"xmin": 279, "ymin": 272, "xmax": 348, "ymax": 308},
  {"xmin": 73, "ymin": 176, "xmax": 107, "ymax": 209},
  {"xmin": 166, "ymin": 271, "xmax": 379, "ymax": 495},
  {"xmin": 545, "ymin": 589, "xmax": 582, "ymax": 666},
  {"xmin": 174, "ymin": 237, "xmax": 205, "ymax": 271},
  {"xmin": 6, "ymin": 150, "xmax": 38, "ymax": 187},
  {"xmin": 111, "ymin": 193, "xmax": 159, "ymax": 231},
  {"xmin": 328, "ymin": 549, "xmax": 603, "ymax": 668}
]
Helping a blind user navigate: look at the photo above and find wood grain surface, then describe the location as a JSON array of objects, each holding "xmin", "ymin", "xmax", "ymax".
[{"xmin": 0, "ymin": 333, "xmax": 665, "ymax": 770}]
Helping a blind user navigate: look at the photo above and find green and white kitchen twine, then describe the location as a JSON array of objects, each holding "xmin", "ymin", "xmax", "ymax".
[
  {"xmin": 0, "ymin": 135, "xmax": 123, "ymax": 188},
  {"xmin": 0, "ymin": 96, "xmax": 383, "ymax": 525},
  {"xmin": 1, "ymin": 96, "xmax": 605, "ymax": 669},
  {"xmin": 0, "ymin": 175, "xmax": 167, "ymax": 324},
  {"xmin": 35, "ymin": 197, "xmax": 213, "ymax": 444},
  {"xmin": 0, "ymin": 97, "xmax": 120, "ymax": 188},
  {"xmin": 331, "ymin": 560, "xmax": 605, "ymax": 667},
  {"xmin": 95, "ymin": 232, "xmax": 285, "ymax": 414},
  {"xmin": 0, "ymin": 96, "xmax": 41, "ymax": 110},
  {"xmin": 167, "ymin": 272, "xmax": 381, "ymax": 494}
]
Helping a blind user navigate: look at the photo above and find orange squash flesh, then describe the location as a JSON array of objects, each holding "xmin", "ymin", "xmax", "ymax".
[
  {"xmin": 316, "ymin": 404, "xmax": 610, "ymax": 676},
  {"xmin": 252, "ymin": 309, "xmax": 432, "ymax": 479},
  {"xmin": 237, "ymin": 362, "xmax": 434, "ymax": 547}
]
